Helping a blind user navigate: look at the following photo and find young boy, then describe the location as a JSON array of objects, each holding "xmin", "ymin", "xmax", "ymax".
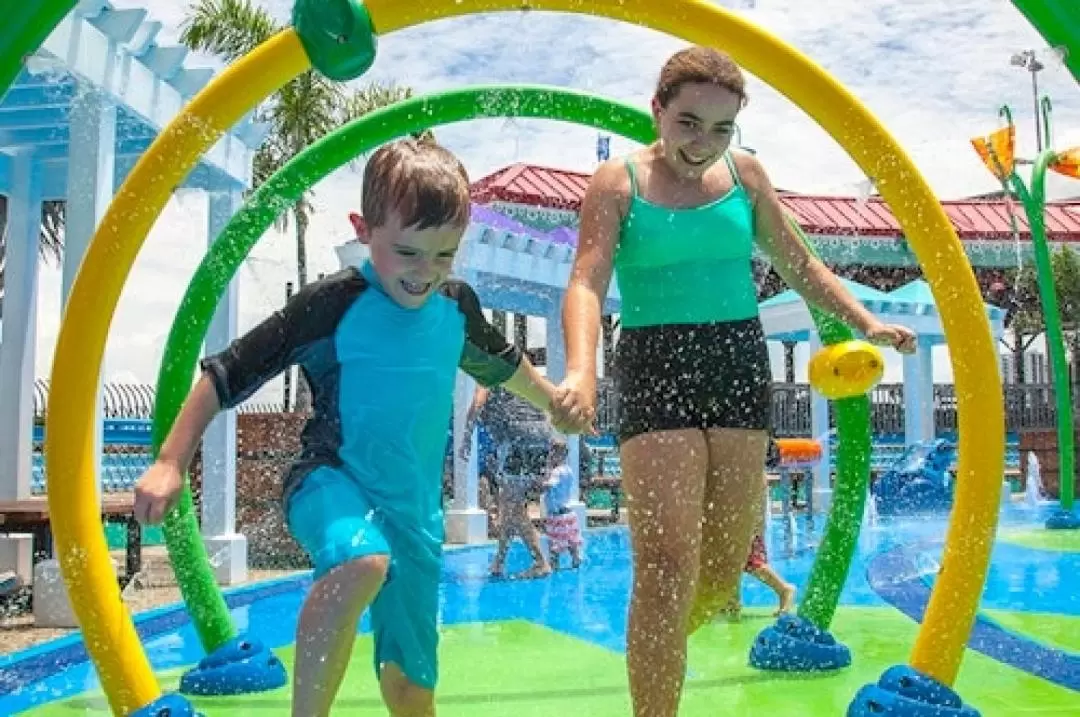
[
  {"xmin": 541, "ymin": 439, "xmax": 583, "ymax": 570},
  {"xmin": 133, "ymin": 138, "xmax": 563, "ymax": 717}
]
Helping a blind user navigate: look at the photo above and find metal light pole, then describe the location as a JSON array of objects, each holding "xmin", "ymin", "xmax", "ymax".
[{"xmin": 1011, "ymin": 49, "xmax": 1046, "ymax": 152}]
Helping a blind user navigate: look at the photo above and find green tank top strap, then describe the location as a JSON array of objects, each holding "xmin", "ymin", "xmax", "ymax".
[
  {"xmin": 723, "ymin": 152, "xmax": 742, "ymax": 188},
  {"xmin": 624, "ymin": 158, "xmax": 640, "ymax": 197},
  {"xmin": 614, "ymin": 150, "xmax": 759, "ymax": 328}
]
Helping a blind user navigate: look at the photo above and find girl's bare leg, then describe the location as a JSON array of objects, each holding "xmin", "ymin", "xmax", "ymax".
[{"xmin": 622, "ymin": 429, "xmax": 709, "ymax": 717}]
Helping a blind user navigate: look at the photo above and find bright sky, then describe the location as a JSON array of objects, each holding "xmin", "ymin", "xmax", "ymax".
[{"xmin": 26, "ymin": 0, "xmax": 1080, "ymax": 404}]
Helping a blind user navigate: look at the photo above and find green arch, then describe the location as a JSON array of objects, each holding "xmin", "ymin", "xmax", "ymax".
[{"xmin": 151, "ymin": 84, "xmax": 871, "ymax": 652}]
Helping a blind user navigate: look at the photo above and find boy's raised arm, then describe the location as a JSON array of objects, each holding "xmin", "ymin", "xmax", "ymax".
[{"xmin": 134, "ymin": 374, "xmax": 221, "ymax": 524}]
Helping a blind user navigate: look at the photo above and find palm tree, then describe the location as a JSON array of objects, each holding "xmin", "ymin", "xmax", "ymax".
[
  {"xmin": 0, "ymin": 199, "xmax": 65, "ymax": 320},
  {"xmin": 181, "ymin": 0, "xmax": 430, "ymax": 408}
]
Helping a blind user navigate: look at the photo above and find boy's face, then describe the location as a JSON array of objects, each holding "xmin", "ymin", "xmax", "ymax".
[{"xmin": 359, "ymin": 210, "xmax": 465, "ymax": 309}]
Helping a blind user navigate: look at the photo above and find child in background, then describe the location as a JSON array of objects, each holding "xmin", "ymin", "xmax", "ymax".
[
  {"xmin": 742, "ymin": 504, "xmax": 797, "ymax": 616},
  {"xmin": 727, "ymin": 439, "xmax": 797, "ymax": 619},
  {"xmin": 542, "ymin": 439, "xmax": 584, "ymax": 570}
]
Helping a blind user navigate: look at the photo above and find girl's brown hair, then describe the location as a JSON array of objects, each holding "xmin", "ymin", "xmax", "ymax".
[{"xmin": 655, "ymin": 46, "xmax": 747, "ymax": 108}]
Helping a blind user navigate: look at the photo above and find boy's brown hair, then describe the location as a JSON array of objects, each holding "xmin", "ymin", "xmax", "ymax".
[
  {"xmin": 655, "ymin": 46, "xmax": 747, "ymax": 108},
  {"xmin": 361, "ymin": 137, "xmax": 471, "ymax": 230}
]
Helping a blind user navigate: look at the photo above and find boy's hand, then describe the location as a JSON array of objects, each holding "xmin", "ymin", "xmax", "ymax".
[{"xmin": 133, "ymin": 461, "xmax": 185, "ymax": 526}]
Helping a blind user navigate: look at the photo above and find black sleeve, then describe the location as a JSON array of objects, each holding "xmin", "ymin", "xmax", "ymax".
[
  {"xmin": 199, "ymin": 268, "xmax": 367, "ymax": 409},
  {"xmin": 442, "ymin": 279, "xmax": 523, "ymax": 387}
]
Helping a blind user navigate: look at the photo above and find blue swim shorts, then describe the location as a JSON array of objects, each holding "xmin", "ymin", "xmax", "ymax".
[{"xmin": 285, "ymin": 465, "xmax": 441, "ymax": 689}]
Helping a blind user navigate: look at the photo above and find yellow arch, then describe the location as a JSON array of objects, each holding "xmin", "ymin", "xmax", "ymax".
[{"xmin": 44, "ymin": 0, "xmax": 1003, "ymax": 712}]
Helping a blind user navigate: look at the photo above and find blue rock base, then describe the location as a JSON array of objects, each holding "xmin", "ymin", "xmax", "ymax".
[
  {"xmin": 179, "ymin": 635, "xmax": 287, "ymax": 696},
  {"xmin": 749, "ymin": 613, "xmax": 852, "ymax": 672},
  {"xmin": 848, "ymin": 665, "xmax": 981, "ymax": 717}
]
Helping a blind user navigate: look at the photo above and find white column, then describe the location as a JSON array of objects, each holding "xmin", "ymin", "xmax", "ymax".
[
  {"xmin": 63, "ymin": 86, "xmax": 116, "ymax": 501},
  {"xmin": 0, "ymin": 152, "xmax": 42, "ymax": 583},
  {"xmin": 201, "ymin": 188, "xmax": 247, "ymax": 585},
  {"xmin": 903, "ymin": 338, "xmax": 935, "ymax": 445},
  {"xmin": 445, "ymin": 372, "xmax": 487, "ymax": 543},
  {"xmin": 545, "ymin": 307, "xmax": 586, "ymax": 528},
  {"xmin": 919, "ymin": 340, "xmax": 935, "ymax": 443},
  {"xmin": 809, "ymin": 333, "xmax": 833, "ymax": 514}
]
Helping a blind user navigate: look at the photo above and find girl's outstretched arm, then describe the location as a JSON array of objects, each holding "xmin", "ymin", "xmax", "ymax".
[{"xmin": 738, "ymin": 152, "xmax": 915, "ymax": 353}]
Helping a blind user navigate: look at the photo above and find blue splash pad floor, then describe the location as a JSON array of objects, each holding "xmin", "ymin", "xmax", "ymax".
[{"xmin": 1, "ymin": 503, "xmax": 1076, "ymax": 714}]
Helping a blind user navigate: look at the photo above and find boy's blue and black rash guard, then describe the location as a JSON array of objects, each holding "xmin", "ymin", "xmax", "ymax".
[{"xmin": 199, "ymin": 261, "xmax": 522, "ymax": 544}]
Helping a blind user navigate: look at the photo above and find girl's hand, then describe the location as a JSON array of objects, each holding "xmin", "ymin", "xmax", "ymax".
[{"xmin": 864, "ymin": 321, "xmax": 917, "ymax": 354}]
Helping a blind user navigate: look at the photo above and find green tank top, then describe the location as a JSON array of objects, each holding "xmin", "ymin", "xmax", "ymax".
[{"xmin": 613, "ymin": 153, "xmax": 759, "ymax": 329}]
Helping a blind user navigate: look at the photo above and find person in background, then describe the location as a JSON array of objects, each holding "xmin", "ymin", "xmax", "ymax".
[
  {"xmin": 542, "ymin": 439, "xmax": 584, "ymax": 570},
  {"xmin": 463, "ymin": 384, "xmax": 552, "ymax": 579}
]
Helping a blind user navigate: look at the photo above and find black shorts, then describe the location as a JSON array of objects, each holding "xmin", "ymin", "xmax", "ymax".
[{"xmin": 613, "ymin": 318, "xmax": 773, "ymax": 444}]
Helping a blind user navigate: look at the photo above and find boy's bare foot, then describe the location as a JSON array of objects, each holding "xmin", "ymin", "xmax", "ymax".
[
  {"xmin": 775, "ymin": 584, "xmax": 797, "ymax": 615},
  {"xmin": 514, "ymin": 565, "xmax": 552, "ymax": 580}
]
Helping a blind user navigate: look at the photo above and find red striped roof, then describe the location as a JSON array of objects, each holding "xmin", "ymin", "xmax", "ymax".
[
  {"xmin": 470, "ymin": 163, "xmax": 1080, "ymax": 242},
  {"xmin": 471, "ymin": 163, "xmax": 592, "ymax": 211}
]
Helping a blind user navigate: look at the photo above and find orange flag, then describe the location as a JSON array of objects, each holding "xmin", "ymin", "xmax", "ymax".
[
  {"xmin": 1050, "ymin": 147, "xmax": 1080, "ymax": 179},
  {"xmin": 971, "ymin": 125, "xmax": 1016, "ymax": 181}
]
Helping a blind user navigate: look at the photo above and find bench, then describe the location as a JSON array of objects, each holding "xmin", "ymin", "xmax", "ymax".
[{"xmin": 0, "ymin": 494, "xmax": 142, "ymax": 582}]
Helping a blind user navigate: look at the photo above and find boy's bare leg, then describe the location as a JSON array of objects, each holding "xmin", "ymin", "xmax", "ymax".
[
  {"xmin": 293, "ymin": 555, "xmax": 388, "ymax": 717},
  {"xmin": 380, "ymin": 662, "xmax": 436, "ymax": 717}
]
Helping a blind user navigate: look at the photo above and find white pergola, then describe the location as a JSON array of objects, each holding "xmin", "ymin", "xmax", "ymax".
[
  {"xmin": 759, "ymin": 277, "xmax": 1007, "ymax": 505},
  {"xmin": 0, "ymin": 1, "xmax": 265, "ymax": 599}
]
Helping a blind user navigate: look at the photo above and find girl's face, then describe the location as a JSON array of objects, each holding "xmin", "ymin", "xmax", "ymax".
[{"xmin": 652, "ymin": 82, "xmax": 743, "ymax": 179}]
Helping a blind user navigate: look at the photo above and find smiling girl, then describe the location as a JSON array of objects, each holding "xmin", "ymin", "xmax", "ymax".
[{"xmin": 551, "ymin": 46, "xmax": 916, "ymax": 717}]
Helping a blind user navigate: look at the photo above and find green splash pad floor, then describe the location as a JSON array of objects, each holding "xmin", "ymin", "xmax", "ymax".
[
  {"xmin": 25, "ymin": 607, "xmax": 1077, "ymax": 716},
  {"xmin": 997, "ymin": 527, "xmax": 1080, "ymax": 553}
]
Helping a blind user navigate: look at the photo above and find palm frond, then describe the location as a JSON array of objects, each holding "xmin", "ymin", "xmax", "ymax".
[
  {"xmin": 39, "ymin": 201, "xmax": 65, "ymax": 263},
  {"xmin": 178, "ymin": 0, "xmax": 423, "ymax": 291},
  {"xmin": 342, "ymin": 83, "xmax": 414, "ymax": 121},
  {"xmin": 0, "ymin": 197, "xmax": 66, "ymax": 318},
  {"xmin": 179, "ymin": 0, "xmax": 280, "ymax": 63}
]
